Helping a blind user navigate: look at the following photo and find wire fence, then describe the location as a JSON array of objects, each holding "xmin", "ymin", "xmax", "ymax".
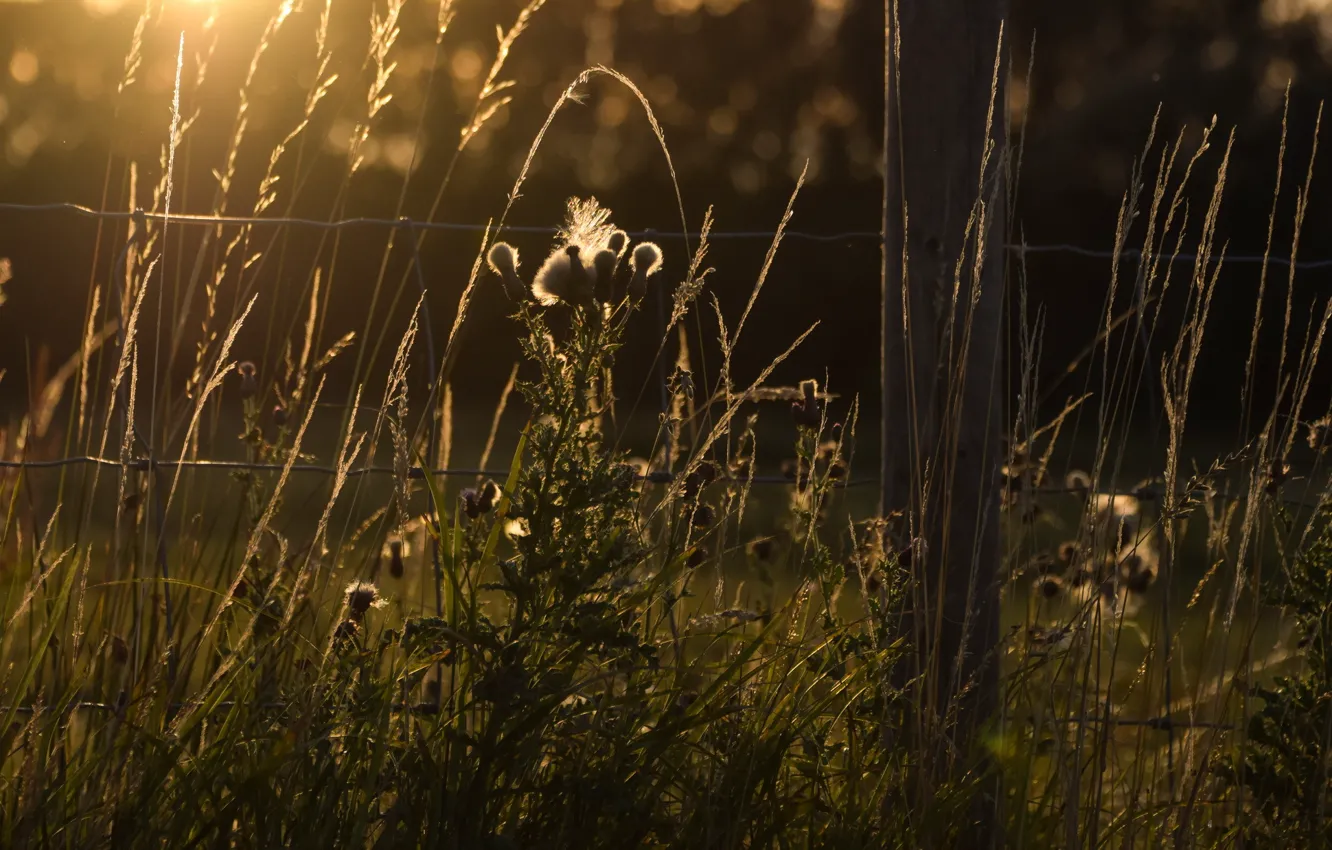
[
  {"xmin": 5, "ymin": 200, "xmax": 1332, "ymax": 268},
  {"xmin": 0, "ymin": 200, "xmax": 1302, "ymax": 735}
]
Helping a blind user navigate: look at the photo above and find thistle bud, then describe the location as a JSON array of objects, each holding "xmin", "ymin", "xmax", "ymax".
[
  {"xmin": 691, "ymin": 503, "xmax": 715, "ymax": 528},
  {"xmin": 627, "ymin": 242, "xmax": 663, "ymax": 301},
  {"xmin": 565, "ymin": 245, "xmax": 595, "ymax": 306},
  {"xmin": 237, "ymin": 362, "xmax": 258, "ymax": 399},
  {"xmin": 272, "ymin": 404, "xmax": 288, "ymax": 427},
  {"xmin": 593, "ymin": 248, "xmax": 618, "ymax": 299},
  {"xmin": 487, "ymin": 242, "xmax": 528, "ymax": 302},
  {"xmin": 747, "ymin": 537, "xmax": 775, "ymax": 562},
  {"xmin": 461, "ymin": 479, "xmax": 500, "ymax": 519},
  {"xmin": 608, "ymin": 229, "xmax": 628, "ymax": 258},
  {"xmin": 791, "ymin": 379, "xmax": 822, "ymax": 428}
]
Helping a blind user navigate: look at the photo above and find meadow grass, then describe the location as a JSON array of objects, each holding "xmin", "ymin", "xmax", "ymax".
[{"xmin": 2, "ymin": 2, "xmax": 1332, "ymax": 847}]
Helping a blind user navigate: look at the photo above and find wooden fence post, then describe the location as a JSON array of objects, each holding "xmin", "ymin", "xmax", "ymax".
[{"xmin": 881, "ymin": 0, "xmax": 1007, "ymax": 839}]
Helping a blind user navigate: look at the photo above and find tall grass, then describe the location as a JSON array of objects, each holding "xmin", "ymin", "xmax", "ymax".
[{"xmin": 3, "ymin": 2, "xmax": 1332, "ymax": 848}]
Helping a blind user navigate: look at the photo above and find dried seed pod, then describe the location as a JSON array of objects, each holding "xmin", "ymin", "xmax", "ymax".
[{"xmin": 687, "ymin": 546, "xmax": 709, "ymax": 568}]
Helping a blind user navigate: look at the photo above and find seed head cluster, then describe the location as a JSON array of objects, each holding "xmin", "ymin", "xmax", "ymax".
[{"xmin": 487, "ymin": 198, "xmax": 663, "ymax": 310}]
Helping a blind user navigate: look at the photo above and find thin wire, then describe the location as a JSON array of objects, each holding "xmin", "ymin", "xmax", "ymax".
[
  {"xmin": 0, "ymin": 455, "xmax": 873, "ymax": 488},
  {"xmin": 0, "ymin": 699, "xmax": 1236, "ymax": 729}
]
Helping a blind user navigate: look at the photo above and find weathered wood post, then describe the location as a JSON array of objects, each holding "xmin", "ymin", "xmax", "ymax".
[{"xmin": 881, "ymin": 0, "xmax": 1007, "ymax": 837}]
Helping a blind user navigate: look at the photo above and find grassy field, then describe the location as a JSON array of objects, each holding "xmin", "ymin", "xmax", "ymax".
[{"xmin": 4, "ymin": 1, "xmax": 1332, "ymax": 847}]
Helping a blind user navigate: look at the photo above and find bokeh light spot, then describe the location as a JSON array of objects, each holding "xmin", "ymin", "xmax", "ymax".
[{"xmin": 9, "ymin": 50, "xmax": 39, "ymax": 85}]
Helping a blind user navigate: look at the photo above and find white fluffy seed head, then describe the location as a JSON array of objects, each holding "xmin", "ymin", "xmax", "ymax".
[
  {"xmin": 487, "ymin": 242, "xmax": 519, "ymax": 276},
  {"xmin": 608, "ymin": 229, "xmax": 629, "ymax": 258},
  {"xmin": 630, "ymin": 242, "xmax": 663, "ymax": 278},
  {"xmin": 533, "ymin": 247, "xmax": 586, "ymax": 306}
]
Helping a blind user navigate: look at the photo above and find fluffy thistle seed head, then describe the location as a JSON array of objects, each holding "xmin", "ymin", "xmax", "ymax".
[
  {"xmin": 627, "ymin": 242, "xmax": 663, "ymax": 301},
  {"xmin": 608, "ymin": 229, "xmax": 628, "ymax": 258},
  {"xmin": 487, "ymin": 242, "xmax": 528, "ymax": 302},
  {"xmin": 345, "ymin": 580, "xmax": 385, "ymax": 620},
  {"xmin": 533, "ymin": 245, "xmax": 591, "ymax": 306}
]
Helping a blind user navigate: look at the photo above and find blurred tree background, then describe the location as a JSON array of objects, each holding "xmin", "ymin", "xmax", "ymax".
[{"xmin": 0, "ymin": 0, "xmax": 1329, "ymax": 433}]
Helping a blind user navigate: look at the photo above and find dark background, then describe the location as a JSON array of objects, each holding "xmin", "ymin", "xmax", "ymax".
[{"xmin": 0, "ymin": 0, "xmax": 1330, "ymax": 443}]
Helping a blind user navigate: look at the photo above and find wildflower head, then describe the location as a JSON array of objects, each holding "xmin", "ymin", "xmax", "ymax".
[
  {"xmin": 608, "ymin": 229, "xmax": 628, "ymax": 258},
  {"xmin": 627, "ymin": 242, "xmax": 663, "ymax": 301},
  {"xmin": 272, "ymin": 404, "xmax": 289, "ymax": 427},
  {"xmin": 487, "ymin": 242, "xmax": 528, "ymax": 302},
  {"xmin": 345, "ymin": 580, "xmax": 385, "ymax": 621}
]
